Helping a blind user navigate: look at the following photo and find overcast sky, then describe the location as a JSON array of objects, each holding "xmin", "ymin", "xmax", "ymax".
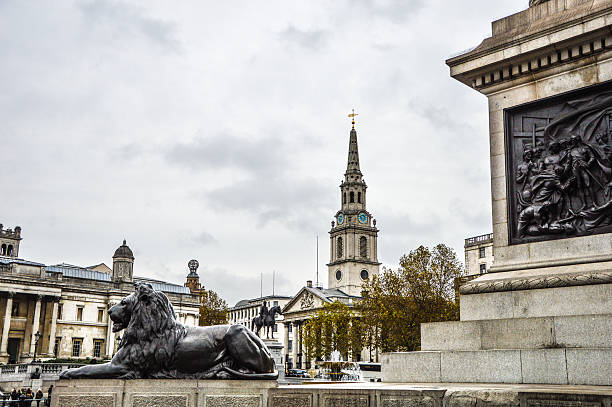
[{"xmin": 1, "ymin": 1, "xmax": 527, "ymax": 306}]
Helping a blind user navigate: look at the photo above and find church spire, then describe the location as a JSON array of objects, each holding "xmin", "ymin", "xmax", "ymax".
[{"xmin": 346, "ymin": 109, "xmax": 362, "ymax": 177}]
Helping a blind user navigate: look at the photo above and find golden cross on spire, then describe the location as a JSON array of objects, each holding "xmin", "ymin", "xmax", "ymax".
[{"xmin": 348, "ymin": 108, "xmax": 358, "ymax": 129}]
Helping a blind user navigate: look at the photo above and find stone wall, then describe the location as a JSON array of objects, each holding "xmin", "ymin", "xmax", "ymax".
[{"xmin": 52, "ymin": 380, "xmax": 612, "ymax": 407}]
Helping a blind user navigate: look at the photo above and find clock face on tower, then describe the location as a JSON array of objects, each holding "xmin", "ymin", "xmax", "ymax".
[
  {"xmin": 358, "ymin": 212, "xmax": 367, "ymax": 224},
  {"xmin": 337, "ymin": 213, "xmax": 345, "ymax": 225}
]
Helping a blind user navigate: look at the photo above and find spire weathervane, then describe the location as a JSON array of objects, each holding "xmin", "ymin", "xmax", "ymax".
[{"xmin": 348, "ymin": 109, "xmax": 358, "ymax": 129}]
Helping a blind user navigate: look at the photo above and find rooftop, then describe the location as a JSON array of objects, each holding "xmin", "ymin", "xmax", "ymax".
[{"xmin": 465, "ymin": 233, "xmax": 493, "ymax": 248}]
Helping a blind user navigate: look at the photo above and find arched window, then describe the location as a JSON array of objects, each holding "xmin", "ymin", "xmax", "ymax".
[
  {"xmin": 0, "ymin": 244, "xmax": 5, "ymax": 255},
  {"xmin": 6, "ymin": 245, "xmax": 13, "ymax": 257},
  {"xmin": 343, "ymin": 193, "xmax": 346, "ymax": 204},
  {"xmin": 337, "ymin": 237, "xmax": 343, "ymax": 258},
  {"xmin": 360, "ymin": 236, "xmax": 367, "ymax": 258},
  {"xmin": 350, "ymin": 191, "xmax": 355, "ymax": 203},
  {"xmin": 358, "ymin": 192, "xmax": 361, "ymax": 203}
]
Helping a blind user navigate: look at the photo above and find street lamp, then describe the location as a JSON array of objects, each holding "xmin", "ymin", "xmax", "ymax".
[{"xmin": 33, "ymin": 331, "xmax": 42, "ymax": 363}]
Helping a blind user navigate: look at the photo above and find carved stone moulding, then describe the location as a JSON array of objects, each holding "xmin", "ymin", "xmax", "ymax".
[
  {"xmin": 472, "ymin": 32, "xmax": 612, "ymax": 90},
  {"xmin": 459, "ymin": 270, "xmax": 612, "ymax": 295},
  {"xmin": 505, "ymin": 80, "xmax": 612, "ymax": 245}
]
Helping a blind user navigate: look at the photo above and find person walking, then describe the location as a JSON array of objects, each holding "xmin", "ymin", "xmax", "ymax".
[{"xmin": 34, "ymin": 390, "xmax": 43, "ymax": 407}]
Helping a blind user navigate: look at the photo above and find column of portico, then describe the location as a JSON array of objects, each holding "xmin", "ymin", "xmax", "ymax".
[
  {"xmin": 283, "ymin": 321, "xmax": 290, "ymax": 365},
  {"xmin": 106, "ymin": 302, "xmax": 116, "ymax": 358},
  {"xmin": 46, "ymin": 298, "xmax": 59, "ymax": 355},
  {"xmin": 29, "ymin": 295, "xmax": 42, "ymax": 355},
  {"xmin": 291, "ymin": 321, "xmax": 298, "ymax": 369},
  {"xmin": 0, "ymin": 292, "xmax": 15, "ymax": 357}
]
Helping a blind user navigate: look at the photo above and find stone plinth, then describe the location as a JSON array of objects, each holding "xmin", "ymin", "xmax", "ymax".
[
  {"xmin": 263, "ymin": 338, "xmax": 285, "ymax": 383},
  {"xmin": 52, "ymin": 380, "xmax": 612, "ymax": 407},
  {"xmin": 382, "ymin": 0, "xmax": 612, "ymax": 386},
  {"xmin": 52, "ymin": 379, "xmax": 277, "ymax": 407}
]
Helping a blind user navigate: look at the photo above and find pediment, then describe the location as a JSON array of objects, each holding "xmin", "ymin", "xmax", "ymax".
[{"xmin": 282, "ymin": 287, "xmax": 329, "ymax": 314}]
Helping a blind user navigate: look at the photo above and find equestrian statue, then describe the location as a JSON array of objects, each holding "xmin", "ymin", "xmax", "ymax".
[{"xmin": 251, "ymin": 302, "xmax": 282, "ymax": 339}]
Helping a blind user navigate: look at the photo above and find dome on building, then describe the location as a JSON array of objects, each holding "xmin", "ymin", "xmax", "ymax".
[{"xmin": 113, "ymin": 239, "xmax": 134, "ymax": 259}]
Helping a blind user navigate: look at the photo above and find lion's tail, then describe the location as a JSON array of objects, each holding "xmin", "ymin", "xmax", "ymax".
[{"xmin": 223, "ymin": 367, "xmax": 279, "ymax": 380}]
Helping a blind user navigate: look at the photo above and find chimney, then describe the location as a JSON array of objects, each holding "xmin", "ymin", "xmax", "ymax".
[{"xmin": 306, "ymin": 280, "xmax": 313, "ymax": 288}]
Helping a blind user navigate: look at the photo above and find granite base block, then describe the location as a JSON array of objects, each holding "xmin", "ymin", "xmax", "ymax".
[
  {"xmin": 382, "ymin": 348, "xmax": 612, "ymax": 386},
  {"xmin": 421, "ymin": 314, "xmax": 612, "ymax": 351},
  {"xmin": 52, "ymin": 379, "xmax": 276, "ymax": 407}
]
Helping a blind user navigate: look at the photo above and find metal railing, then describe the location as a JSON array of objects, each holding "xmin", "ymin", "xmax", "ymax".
[
  {"xmin": 464, "ymin": 233, "xmax": 493, "ymax": 247},
  {"xmin": 0, "ymin": 363, "xmax": 84, "ymax": 382},
  {"xmin": 0, "ymin": 396, "xmax": 49, "ymax": 407}
]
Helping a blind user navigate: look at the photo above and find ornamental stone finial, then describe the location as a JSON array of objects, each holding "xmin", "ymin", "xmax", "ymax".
[
  {"xmin": 188, "ymin": 259, "xmax": 199, "ymax": 274},
  {"xmin": 529, "ymin": 0, "xmax": 550, "ymax": 6}
]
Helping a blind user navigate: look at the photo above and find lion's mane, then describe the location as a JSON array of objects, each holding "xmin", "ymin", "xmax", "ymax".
[{"xmin": 117, "ymin": 286, "xmax": 187, "ymax": 378}]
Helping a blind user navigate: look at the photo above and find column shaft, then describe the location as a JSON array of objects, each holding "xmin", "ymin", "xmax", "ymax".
[
  {"xmin": 47, "ymin": 301, "xmax": 59, "ymax": 355},
  {"xmin": 106, "ymin": 303, "xmax": 115, "ymax": 358},
  {"xmin": 291, "ymin": 321, "xmax": 298, "ymax": 369},
  {"xmin": 1, "ymin": 295, "xmax": 13, "ymax": 354},
  {"xmin": 29, "ymin": 296, "xmax": 42, "ymax": 355}
]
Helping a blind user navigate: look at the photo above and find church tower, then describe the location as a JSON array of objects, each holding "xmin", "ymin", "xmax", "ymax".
[{"xmin": 327, "ymin": 114, "xmax": 380, "ymax": 296}]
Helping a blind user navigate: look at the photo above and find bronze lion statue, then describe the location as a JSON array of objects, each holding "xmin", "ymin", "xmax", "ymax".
[{"xmin": 59, "ymin": 283, "xmax": 277, "ymax": 379}]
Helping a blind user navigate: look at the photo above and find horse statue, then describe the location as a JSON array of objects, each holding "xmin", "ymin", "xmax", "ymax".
[{"xmin": 251, "ymin": 305, "xmax": 283, "ymax": 339}]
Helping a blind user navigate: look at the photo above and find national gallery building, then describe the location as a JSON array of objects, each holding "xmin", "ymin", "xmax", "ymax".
[{"xmin": 0, "ymin": 225, "xmax": 200, "ymax": 364}]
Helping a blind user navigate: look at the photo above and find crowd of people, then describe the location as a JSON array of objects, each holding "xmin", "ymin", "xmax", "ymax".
[{"xmin": 1, "ymin": 386, "xmax": 51, "ymax": 406}]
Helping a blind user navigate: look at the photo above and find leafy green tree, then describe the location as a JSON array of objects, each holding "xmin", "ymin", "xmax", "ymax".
[
  {"xmin": 198, "ymin": 289, "xmax": 229, "ymax": 326},
  {"xmin": 303, "ymin": 301, "xmax": 363, "ymax": 361},
  {"xmin": 360, "ymin": 244, "xmax": 463, "ymax": 353}
]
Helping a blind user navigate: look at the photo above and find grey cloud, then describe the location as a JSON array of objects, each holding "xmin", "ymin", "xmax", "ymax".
[
  {"xmin": 77, "ymin": 0, "xmax": 181, "ymax": 52},
  {"xmin": 192, "ymin": 231, "xmax": 217, "ymax": 246},
  {"xmin": 206, "ymin": 176, "xmax": 333, "ymax": 230},
  {"xmin": 280, "ymin": 25, "xmax": 328, "ymax": 50},
  {"xmin": 354, "ymin": 0, "xmax": 424, "ymax": 23},
  {"xmin": 165, "ymin": 134, "xmax": 287, "ymax": 175}
]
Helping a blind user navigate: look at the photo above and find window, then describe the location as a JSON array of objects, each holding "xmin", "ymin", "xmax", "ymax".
[
  {"xmin": 288, "ymin": 340, "xmax": 293, "ymax": 352},
  {"xmin": 288, "ymin": 324, "xmax": 292, "ymax": 333},
  {"xmin": 273, "ymin": 324, "xmax": 278, "ymax": 332},
  {"xmin": 358, "ymin": 192, "xmax": 361, "ymax": 203},
  {"xmin": 72, "ymin": 339, "xmax": 82, "ymax": 357},
  {"xmin": 7, "ymin": 245, "xmax": 13, "ymax": 256},
  {"xmin": 360, "ymin": 236, "xmax": 367, "ymax": 258},
  {"xmin": 11, "ymin": 302, "xmax": 19, "ymax": 317},
  {"xmin": 98, "ymin": 309, "xmax": 104, "ymax": 323},
  {"xmin": 336, "ymin": 270, "xmax": 342, "ymax": 281},
  {"xmin": 93, "ymin": 339, "xmax": 104, "ymax": 358},
  {"xmin": 54, "ymin": 337, "xmax": 60, "ymax": 357},
  {"xmin": 337, "ymin": 237, "xmax": 343, "ymax": 258},
  {"xmin": 343, "ymin": 193, "xmax": 346, "ymax": 204},
  {"xmin": 479, "ymin": 247, "xmax": 486, "ymax": 258},
  {"xmin": 350, "ymin": 191, "xmax": 355, "ymax": 203},
  {"xmin": 273, "ymin": 301, "xmax": 278, "ymax": 307},
  {"xmin": 0, "ymin": 244, "xmax": 5, "ymax": 255},
  {"xmin": 360, "ymin": 269, "xmax": 369, "ymax": 280},
  {"xmin": 57, "ymin": 304, "xmax": 63, "ymax": 320},
  {"xmin": 76, "ymin": 306, "xmax": 83, "ymax": 322},
  {"xmin": 479, "ymin": 264, "xmax": 487, "ymax": 274}
]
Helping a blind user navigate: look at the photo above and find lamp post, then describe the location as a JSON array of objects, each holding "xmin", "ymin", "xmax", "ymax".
[{"xmin": 33, "ymin": 331, "xmax": 42, "ymax": 363}]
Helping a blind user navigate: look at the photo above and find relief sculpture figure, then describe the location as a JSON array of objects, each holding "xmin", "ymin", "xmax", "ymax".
[
  {"xmin": 508, "ymin": 87, "xmax": 612, "ymax": 242},
  {"xmin": 60, "ymin": 283, "xmax": 277, "ymax": 380}
]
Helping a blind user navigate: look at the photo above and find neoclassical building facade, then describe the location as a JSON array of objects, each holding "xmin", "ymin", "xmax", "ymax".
[
  {"xmin": 0, "ymin": 227, "xmax": 200, "ymax": 364},
  {"xmin": 282, "ymin": 118, "xmax": 381, "ymax": 369}
]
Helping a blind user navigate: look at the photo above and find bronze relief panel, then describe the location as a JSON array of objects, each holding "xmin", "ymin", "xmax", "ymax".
[{"xmin": 505, "ymin": 81, "xmax": 612, "ymax": 245}]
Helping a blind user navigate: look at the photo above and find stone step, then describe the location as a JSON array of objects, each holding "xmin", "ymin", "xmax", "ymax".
[
  {"xmin": 421, "ymin": 314, "xmax": 612, "ymax": 351},
  {"xmin": 381, "ymin": 348, "xmax": 612, "ymax": 386}
]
